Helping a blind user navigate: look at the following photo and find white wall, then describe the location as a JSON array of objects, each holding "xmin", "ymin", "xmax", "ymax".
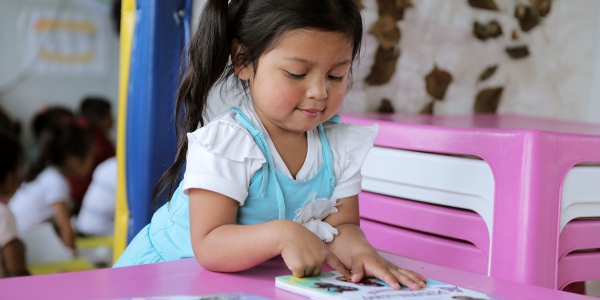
[
  {"xmin": 0, "ymin": 0, "xmax": 119, "ymax": 147},
  {"xmin": 350, "ymin": 0, "xmax": 600, "ymax": 123}
]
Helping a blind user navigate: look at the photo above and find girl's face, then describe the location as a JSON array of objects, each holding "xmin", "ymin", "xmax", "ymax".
[{"xmin": 235, "ymin": 29, "xmax": 354, "ymax": 135}]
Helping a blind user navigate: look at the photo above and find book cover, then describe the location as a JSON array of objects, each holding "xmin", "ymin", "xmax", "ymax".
[{"xmin": 276, "ymin": 271, "xmax": 500, "ymax": 300}]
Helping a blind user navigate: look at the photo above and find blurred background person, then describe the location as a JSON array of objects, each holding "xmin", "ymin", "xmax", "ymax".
[
  {"xmin": 0, "ymin": 132, "xmax": 30, "ymax": 277},
  {"xmin": 76, "ymin": 156, "xmax": 116, "ymax": 237},
  {"xmin": 69, "ymin": 97, "xmax": 115, "ymax": 215},
  {"xmin": 9, "ymin": 124, "xmax": 93, "ymax": 252}
]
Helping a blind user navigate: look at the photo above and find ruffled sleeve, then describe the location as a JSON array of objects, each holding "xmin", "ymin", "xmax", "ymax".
[
  {"xmin": 325, "ymin": 123, "xmax": 379, "ymax": 200},
  {"xmin": 183, "ymin": 118, "xmax": 266, "ymax": 205}
]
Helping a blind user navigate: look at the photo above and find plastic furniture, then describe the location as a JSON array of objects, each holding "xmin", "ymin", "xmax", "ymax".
[{"xmin": 343, "ymin": 112, "xmax": 600, "ymax": 289}]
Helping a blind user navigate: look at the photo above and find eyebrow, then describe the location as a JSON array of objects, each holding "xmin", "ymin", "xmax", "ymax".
[{"xmin": 283, "ymin": 57, "xmax": 352, "ymax": 67}]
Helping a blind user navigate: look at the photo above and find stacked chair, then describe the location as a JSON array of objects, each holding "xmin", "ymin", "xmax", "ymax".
[{"xmin": 343, "ymin": 112, "xmax": 600, "ymax": 290}]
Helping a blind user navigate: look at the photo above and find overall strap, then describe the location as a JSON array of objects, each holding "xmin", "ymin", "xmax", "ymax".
[
  {"xmin": 319, "ymin": 114, "xmax": 340, "ymax": 188},
  {"xmin": 230, "ymin": 107, "xmax": 287, "ymax": 219}
]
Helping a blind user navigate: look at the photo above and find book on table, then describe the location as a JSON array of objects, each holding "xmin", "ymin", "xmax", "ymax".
[{"xmin": 276, "ymin": 271, "xmax": 500, "ymax": 300}]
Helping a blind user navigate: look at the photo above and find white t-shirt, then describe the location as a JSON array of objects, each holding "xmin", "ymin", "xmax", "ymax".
[
  {"xmin": 0, "ymin": 202, "xmax": 18, "ymax": 278},
  {"xmin": 182, "ymin": 101, "xmax": 379, "ymax": 205},
  {"xmin": 76, "ymin": 157, "xmax": 117, "ymax": 236},
  {"xmin": 9, "ymin": 166, "xmax": 70, "ymax": 233}
]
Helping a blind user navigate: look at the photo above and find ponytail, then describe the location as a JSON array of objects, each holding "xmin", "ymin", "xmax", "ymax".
[{"xmin": 152, "ymin": 0, "xmax": 235, "ymax": 205}]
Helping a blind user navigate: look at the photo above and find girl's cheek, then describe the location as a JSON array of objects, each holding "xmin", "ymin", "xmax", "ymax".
[{"xmin": 271, "ymin": 82, "xmax": 303, "ymax": 107}]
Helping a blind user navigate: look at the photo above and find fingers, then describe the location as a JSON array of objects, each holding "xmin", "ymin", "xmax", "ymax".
[
  {"xmin": 291, "ymin": 268, "xmax": 304, "ymax": 278},
  {"xmin": 374, "ymin": 267, "xmax": 402, "ymax": 290},
  {"xmin": 389, "ymin": 267, "xmax": 424, "ymax": 291},
  {"xmin": 397, "ymin": 267, "xmax": 427, "ymax": 287},
  {"xmin": 326, "ymin": 251, "xmax": 352, "ymax": 278},
  {"xmin": 312, "ymin": 263, "xmax": 323, "ymax": 277},
  {"xmin": 350, "ymin": 261, "xmax": 364, "ymax": 283}
]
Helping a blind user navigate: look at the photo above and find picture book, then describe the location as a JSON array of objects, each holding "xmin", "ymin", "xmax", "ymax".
[{"xmin": 275, "ymin": 271, "xmax": 500, "ymax": 300}]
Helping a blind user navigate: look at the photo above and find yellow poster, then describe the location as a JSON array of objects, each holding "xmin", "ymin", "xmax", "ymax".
[{"xmin": 22, "ymin": 9, "xmax": 107, "ymax": 75}]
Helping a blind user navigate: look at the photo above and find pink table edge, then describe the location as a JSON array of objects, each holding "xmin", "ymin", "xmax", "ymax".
[{"xmin": 0, "ymin": 253, "xmax": 594, "ymax": 300}]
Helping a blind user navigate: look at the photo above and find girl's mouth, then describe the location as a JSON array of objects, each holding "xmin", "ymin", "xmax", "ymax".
[{"xmin": 297, "ymin": 108, "xmax": 323, "ymax": 118}]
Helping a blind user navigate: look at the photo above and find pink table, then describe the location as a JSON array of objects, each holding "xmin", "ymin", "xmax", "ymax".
[
  {"xmin": 342, "ymin": 113, "xmax": 600, "ymax": 289},
  {"xmin": 0, "ymin": 252, "xmax": 594, "ymax": 299}
]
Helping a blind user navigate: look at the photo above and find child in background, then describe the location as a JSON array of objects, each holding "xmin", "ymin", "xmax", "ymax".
[
  {"xmin": 115, "ymin": 0, "xmax": 426, "ymax": 290},
  {"xmin": 9, "ymin": 125, "xmax": 94, "ymax": 251},
  {"xmin": 29, "ymin": 107, "xmax": 75, "ymax": 163},
  {"xmin": 70, "ymin": 97, "xmax": 115, "ymax": 214},
  {"xmin": 76, "ymin": 157, "xmax": 116, "ymax": 236},
  {"xmin": 0, "ymin": 133, "xmax": 29, "ymax": 277}
]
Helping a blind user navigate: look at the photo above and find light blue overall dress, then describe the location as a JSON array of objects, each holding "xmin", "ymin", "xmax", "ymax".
[{"xmin": 114, "ymin": 108, "xmax": 338, "ymax": 267}]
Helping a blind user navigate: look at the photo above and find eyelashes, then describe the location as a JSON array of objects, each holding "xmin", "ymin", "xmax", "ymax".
[
  {"xmin": 286, "ymin": 72, "xmax": 305, "ymax": 80},
  {"xmin": 286, "ymin": 72, "xmax": 344, "ymax": 82}
]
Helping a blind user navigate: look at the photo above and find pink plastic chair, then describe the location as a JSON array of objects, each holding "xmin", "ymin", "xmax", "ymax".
[{"xmin": 343, "ymin": 112, "xmax": 600, "ymax": 289}]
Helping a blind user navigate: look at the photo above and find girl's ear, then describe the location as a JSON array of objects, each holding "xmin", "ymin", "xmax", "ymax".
[{"xmin": 231, "ymin": 39, "xmax": 252, "ymax": 81}]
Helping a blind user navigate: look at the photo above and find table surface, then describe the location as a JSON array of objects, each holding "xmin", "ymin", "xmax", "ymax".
[{"xmin": 0, "ymin": 252, "xmax": 594, "ymax": 300}]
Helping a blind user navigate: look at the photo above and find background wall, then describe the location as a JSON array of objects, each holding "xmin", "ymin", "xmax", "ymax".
[
  {"xmin": 0, "ymin": 0, "xmax": 120, "ymax": 147},
  {"xmin": 344, "ymin": 0, "xmax": 600, "ymax": 124}
]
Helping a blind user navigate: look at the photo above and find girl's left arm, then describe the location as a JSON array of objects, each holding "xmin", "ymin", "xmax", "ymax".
[{"xmin": 324, "ymin": 195, "xmax": 426, "ymax": 290}]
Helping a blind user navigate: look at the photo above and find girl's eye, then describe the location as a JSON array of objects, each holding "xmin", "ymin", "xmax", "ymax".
[
  {"xmin": 286, "ymin": 72, "xmax": 305, "ymax": 80},
  {"xmin": 328, "ymin": 75, "xmax": 344, "ymax": 82}
]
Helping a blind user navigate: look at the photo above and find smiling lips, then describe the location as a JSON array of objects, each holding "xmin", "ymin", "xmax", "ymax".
[{"xmin": 297, "ymin": 108, "xmax": 324, "ymax": 118}]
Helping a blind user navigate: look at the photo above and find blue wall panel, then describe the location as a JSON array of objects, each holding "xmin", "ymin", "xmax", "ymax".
[{"xmin": 125, "ymin": 0, "xmax": 191, "ymax": 243}]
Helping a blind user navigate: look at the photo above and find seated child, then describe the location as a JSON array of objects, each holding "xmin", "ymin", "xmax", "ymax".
[
  {"xmin": 76, "ymin": 157, "xmax": 116, "ymax": 236},
  {"xmin": 9, "ymin": 125, "xmax": 94, "ymax": 251},
  {"xmin": 114, "ymin": 0, "xmax": 426, "ymax": 291},
  {"xmin": 70, "ymin": 97, "xmax": 115, "ymax": 214},
  {"xmin": 0, "ymin": 133, "xmax": 29, "ymax": 277}
]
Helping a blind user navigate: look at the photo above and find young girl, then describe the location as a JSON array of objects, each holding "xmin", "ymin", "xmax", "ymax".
[
  {"xmin": 9, "ymin": 124, "xmax": 93, "ymax": 251},
  {"xmin": 114, "ymin": 0, "xmax": 426, "ymax": 291}
]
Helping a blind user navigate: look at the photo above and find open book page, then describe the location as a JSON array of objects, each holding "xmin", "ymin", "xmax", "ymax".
[{"xmin": 276, "ymin": 271, "xmax": 500, "ymax": 300}]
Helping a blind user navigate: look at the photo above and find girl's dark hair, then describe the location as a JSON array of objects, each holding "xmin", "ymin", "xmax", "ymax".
[
  {"xmin": 31, "ymin": 107, "xmax": 75, "ymax": 140},
  {"xmin": 25, "ymin": 124, "xmax": 93, "ymax": 182},
  {"xmin": 0, "ymin": 132, "xmax": 22, "ymax": 182},
  {"xmin": 153, "ymin": 0, "xmax": 363, "ymax": 203},
  {"xmin": 80, "ymin": 96, "xmax": 112, "ymax": 122}
]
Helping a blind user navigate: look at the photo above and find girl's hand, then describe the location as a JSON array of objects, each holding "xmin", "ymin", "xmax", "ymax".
[
  {"xmin": 280, "ymin": 221, "xmax": 351, "ymax": 278},
  {"xmin": 323, "ymin": 196, "xmax": 426, "ymax": 291},
  {"xmin": 348, "ymin": 247, "xmax": 427, "ymax": 291}
]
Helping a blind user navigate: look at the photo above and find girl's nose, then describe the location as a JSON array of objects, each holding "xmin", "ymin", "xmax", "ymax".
[{"xmin": 306, "ymin": 79, "xmax": 327, "ymax": 101}]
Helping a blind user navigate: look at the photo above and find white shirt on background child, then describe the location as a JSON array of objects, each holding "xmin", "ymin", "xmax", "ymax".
[
  {"xmin": 9, "ymin": 166, "xmax": 70, "ymax": 233},
  {"xmin": 76, "ymin": 157, "xmax": 116, "ymax": 236}
]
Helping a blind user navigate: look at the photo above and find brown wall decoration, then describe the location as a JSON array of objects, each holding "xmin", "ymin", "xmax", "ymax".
[{"xmin": 350, "ymin": 0, "xmax": 593, "ymax": 121}]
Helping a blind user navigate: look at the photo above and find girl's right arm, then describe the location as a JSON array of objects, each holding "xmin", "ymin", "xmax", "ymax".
[
  {"xmin": 52, "ymin": 201, "xmax": 74, "ymax": 250},
  {"xmin": 188, "ymin": 188, "xmax": 351, "ymax": 277}
]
